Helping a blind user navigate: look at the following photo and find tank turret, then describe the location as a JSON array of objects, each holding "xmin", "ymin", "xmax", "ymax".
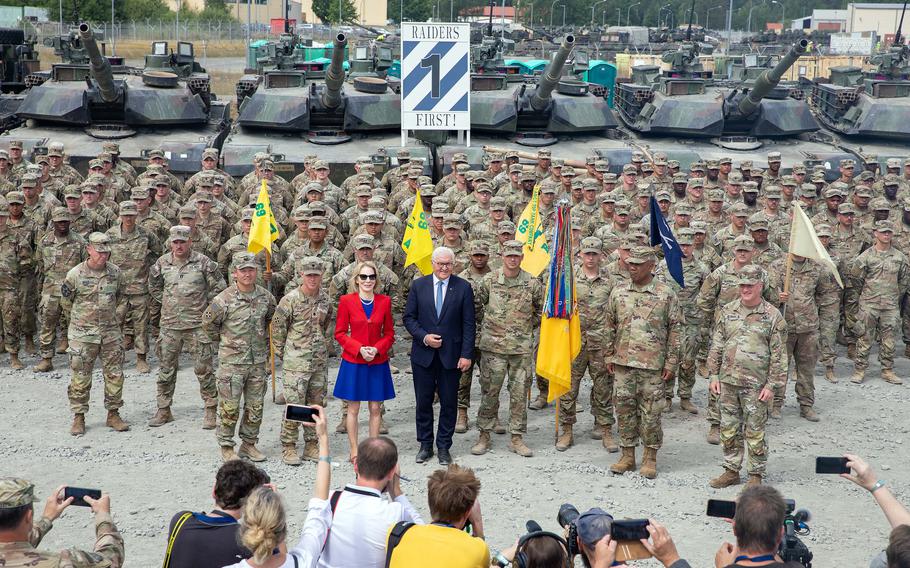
[
  {"xmin": 529, "ymin": 35, "xmax": 574, "ymax": 111},
  {"xmin": 321, "ymin": 33, "xmax": 347, "ymax": 109},
  {"xmin": 728, "ymin": 39, "xmax": 808, "ymax": 118},
  {"xmin": 79, "ymin": 23, "xmax": 119, "ymax": 103}
]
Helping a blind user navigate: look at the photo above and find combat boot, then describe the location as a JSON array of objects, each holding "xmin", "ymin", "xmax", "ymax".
[
  {"xmin": 602, "ymin": 429, "xmax": 619, "ymax": 453},
  {"xmin": 528, "ymin": 394, "xmax": 548, "ymax": 410},
  {"xmin": 148, "ymin": 407, "xmax": 174, "ymax": 427},
  {"xmin": 882, "ymin": 369, "xmax": 904, "ymax": 385},
  {"xmin": 770, "ymin": 406, "xmax": 782, "ymax": 420},
  {"xmin": 639, "ymin": 447, "xmax": 658, "ymax": 479},
  {"xmin": 746, "ymin": 474, "xmax": 763, "ymax": 487},
  {"xmin": 709, "ymin": 469, "xmax": 741, "ymax": 489},
  {"xmin": 609, "ymin": 447, "xmax": 636, "ymax": 474},
  {"xmin": 33, "ymin": 357, "xmax": 53, "ymax": 372},
  {"xmin": 70, "ymin": 414, "xmax": 85, "ymax": 436},
  {"xmin": 282, "ymin": 444, "xmax": 301, "ymax": 466},
  {"xmin": 202, "ymin": 407, "xmax": 217, "ymax": 430},
  {"xmin": 379, "ymin": 416, "xmax": 390, "ymax": 435},
  {"xmin": 221, "ymin": 446, "xmax": 238, "ymax": 461},
  {"xmin": 493, "ymin": 417, "xmax": 506, "ymax": 434},
  {"xmin": 680, "ymin": 398, "xmax": 699, "ymax": 414},
  {"xmin": 800, "ymin": 406, "xmax": 820, "ymax": 422},
  {"xmin": 302, "ymin": 440, "xmax": 319, "ymax": 462},
  {"xmin": 335, "ymin": 415, "xmax": 347, "ymax": 433},
  {"xmin": 851, "ymin": 370, "xmax": 865, "ymax": 384},
  {"xmin": 555, "ymin": 425, "xmax": 574, "ymax": 452},
  {"xmin": 590, "ymin": 425, "xmax": 604, "ymax": 440},
  {"xmin": 106, "ymin": 410, "xmax": 130, "ymax": 432},
  {"xmin": 238, "ymin": 441, "xmax": 266, "ymax": 462},
  {"xmin": 23, "ymin": 337, "xmax": 36, "ymax": 355},
  {"xmin": 824, "ymin": 367, "xmax": 838, "ymax": 383},
  {"xmin": 664, "ymin": 398, "xmax": 673, "ymax": 412},
  {"xmin": 509, "ymin": 435, "xmax": 533, "ymax": 457},
  {"xmin": 56, "ymin": 338, "xmax": 68, "ymax": 354},
  {"xmin": 707, "ymin": 425, "xmax": 721, "ymax": 445},
  {"xmin": 135, "ymin": 354, "xmax": 150, "ymax": 374},
  {"xmin": 455, "ymin": 408, "xmax": 468, "ymax": 433},
  {"xmin": 9, "ymin": 353, "xmax": 23, "ymax": 370},
  {"xmin": 471, "ymin": 431, "xmax": 491, "ymax": 455}
]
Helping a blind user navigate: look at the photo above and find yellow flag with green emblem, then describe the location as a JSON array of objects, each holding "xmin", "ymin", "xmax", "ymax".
[
  {"xmin": 247, "ymin": 179, "xmax": 280, "ymax": 254},
  {"xmin": 514, "ymin": 184, "xmax": 551, "ymax": 276},
  {"xmin": 401, "ymin": 189, "xmax": 434, "ymax": 275}
]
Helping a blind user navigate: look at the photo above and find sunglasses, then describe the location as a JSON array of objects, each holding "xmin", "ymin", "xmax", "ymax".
[{"xmin": 358, "ymin": 274, "xmax": 377, "ymax": 281}]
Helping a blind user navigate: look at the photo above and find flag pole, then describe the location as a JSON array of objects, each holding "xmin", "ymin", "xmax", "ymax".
[{"xmin": 266, "ymin": 249, "xmax": 276, "ymax": 403}]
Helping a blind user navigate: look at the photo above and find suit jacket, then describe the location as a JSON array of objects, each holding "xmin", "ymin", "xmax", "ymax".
[
  {"xmin": 403, "ymin": 274, "xmax": 476, "ymax": 370},
  {"xmin": 334, "ymin": 293, "xmax": 394, "ymax": 365}
]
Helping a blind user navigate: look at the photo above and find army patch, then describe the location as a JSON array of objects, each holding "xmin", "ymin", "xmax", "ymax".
[{"xmin": 61, "ymin": 282, "xmax": 74, "ymax": 299}]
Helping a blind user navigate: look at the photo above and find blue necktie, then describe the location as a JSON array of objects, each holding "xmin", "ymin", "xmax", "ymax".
[{"xmin": 436, "ymin": 280, "xmax": 444, "ymax": 317}]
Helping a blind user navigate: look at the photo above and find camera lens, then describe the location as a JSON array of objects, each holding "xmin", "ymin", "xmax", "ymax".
[{"xmin": 557, "ymin": 503, "xmax": 580, "ymax": 528}]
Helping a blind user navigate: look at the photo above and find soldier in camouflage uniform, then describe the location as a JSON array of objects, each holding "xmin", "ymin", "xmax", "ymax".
[
  {"xmin": 850, "ymin": 220, "xmax": 910, "ymax": 385},
  {"xmin": 471, "ymin": 241, "xmax": 543, "ymax": 458},
  {"xmin": 33, "ymin": 208, "xmax": 85, "ymax": 371},
  {"xmin": 177, "ymin": 205, "xmax": 219, "ymax": 261},
  {"xmin": 131, "ymin": 187, "xmax": 170, "ymax": 244},
  {"xmin": 455, "ymin": 240, "xmax": 492, "ymax": 434},
  {"xmin": 148, "ymin": 225, "xmax": 226, "ymax": 430},
  {"xmin": 380, "ymin": 148, "xmax": 411, "ymax": 190},
  {"xmin": 273, "ymin": 257, "xmax": 332, "ymax": 466},
  {"xmin": 0, "ymin": 204, "xmax": 30, "ymax": 369},
  {"xmin": 0, "ymin": 477, "xmax": 125, "ymax": 567},
  {"xmin": 46, "ymin": 143, "xmax": 84, "ymax": 187},
  {"xmin": 707, "ymin": 264, "xmax": 787, "ymax": 488},
  {"xmin": 556, "ymin": 237, "xmax": 617, "ymax": 453},
  {"xmin": 203, "ymin": 251, "xmax": 277, "ymax": 462},
  {"xmin": 61, "ymin": 233, "xmax": 129, "ymax": 436}
]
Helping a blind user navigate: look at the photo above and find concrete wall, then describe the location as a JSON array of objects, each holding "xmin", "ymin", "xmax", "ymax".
[{"xmin": 846, "ymin": 5, "xmax": 905, "ymax": 37}]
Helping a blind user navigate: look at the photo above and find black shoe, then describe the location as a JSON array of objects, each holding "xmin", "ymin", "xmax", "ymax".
[
  {"xmin": 416, "ymin": 444, "xmax": 434, "ymax": 463},
  {"xmin": 437, "ymin": 448, "xmax": 452, "ymax": 466}
]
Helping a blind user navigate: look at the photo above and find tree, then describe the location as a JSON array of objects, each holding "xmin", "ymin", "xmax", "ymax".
[{"xmin": 311, "ymin": 0, "xmax": 357, "ymax": 24}]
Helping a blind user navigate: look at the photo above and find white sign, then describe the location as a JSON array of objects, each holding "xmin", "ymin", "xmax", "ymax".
[{"xmin": 400, "ymin": 23, "xmax": 470, "ymax": 131}]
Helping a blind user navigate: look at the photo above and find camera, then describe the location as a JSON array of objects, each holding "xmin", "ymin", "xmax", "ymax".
[
  {"xmin": 778, "ymin": 500, "xmax": 813, "ymax": 568},
  {"xmin": 556, "ymin": 503, "xmax": 581, "ymax": 556}
]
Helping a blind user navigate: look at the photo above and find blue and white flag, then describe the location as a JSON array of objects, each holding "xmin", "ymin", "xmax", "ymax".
[{"xmin": 649, "ymin": 196, "xmax": 685, "ymax": 288}]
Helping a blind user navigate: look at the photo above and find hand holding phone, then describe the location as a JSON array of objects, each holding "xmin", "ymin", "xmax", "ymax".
[
  {"xmin": 816, "ymin": 456, "xmax": 850, "ymax": 474},
  {"xmin": 285, "ymin": 404, "xmax": 319, "ymax": 424},
  {"xmin": 707, "ymin": 499, "xmax": 737, "ymax": 519},
  {"xmin": 63, "ymin": 487, "xmax": 101, "ymax": 507},
  {"xmin": 611, "ymin": 519, "xmax": 652, "ymax": 562}
]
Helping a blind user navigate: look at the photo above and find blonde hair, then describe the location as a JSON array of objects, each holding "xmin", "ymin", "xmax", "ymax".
[
  {"xmin": 349, "ymin": 260, "xmax": 380, "ymax": 293},
  {"xmin": 238, "ymin": 487, "xmax": 287, "ymax": 565}
]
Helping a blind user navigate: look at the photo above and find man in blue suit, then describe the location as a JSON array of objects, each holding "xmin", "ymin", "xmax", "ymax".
[{"xmin": 403, "ymin": 247, "xmax": 476, "ymax": 465}]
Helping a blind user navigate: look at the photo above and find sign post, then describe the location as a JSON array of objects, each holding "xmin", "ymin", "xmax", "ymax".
[{"xmin": 400, "ymin": 22, "xmax": 471, "ymax": 147}]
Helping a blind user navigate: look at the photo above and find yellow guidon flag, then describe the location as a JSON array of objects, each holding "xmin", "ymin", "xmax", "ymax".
[
  {"xmin": 789, "ymin": 203, "xmax": 843, "ymax": 288},
  {"xmin": 514, "ymin": 183, "xmax": 551, "ymax": 277},
  {"xmin": 401, "ymin": 188, "xmax": 434, "ymax": 275},
  {"xmin": 247, "ymin": 179, "xmax": 280, "ymax": 255}
]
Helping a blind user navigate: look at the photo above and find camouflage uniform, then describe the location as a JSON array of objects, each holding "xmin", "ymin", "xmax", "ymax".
[
  {"xmin": 202, "ymin": 266, "xmax": 276, "ymax": 449},
  {"xmin": 34, "ymin": 224, "xmax": 85, "ymax": 360},
  {"xmin": 456, "ymin": 252, "xmax": 491, "ymax": 413}
]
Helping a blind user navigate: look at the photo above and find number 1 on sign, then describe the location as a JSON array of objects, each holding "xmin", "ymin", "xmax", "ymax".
[{"xmin": 420, "ymin": 53, "xmax": 441, "ymax": 98}]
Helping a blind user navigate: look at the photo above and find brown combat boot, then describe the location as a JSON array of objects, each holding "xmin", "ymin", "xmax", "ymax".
[
  {"xmin": 610, "ymin": 447, "xmax": 636, "ymax": 474},
  {"xmin": 602, "ymin": 428, "xmax": 619, "ymax": 453},
  {"xmin": 590, "ymin": 424, "xmax": 604, "ymax": 440},
  {"xmin": 9, "ymin": 353, "xmax": 23, "ymax": 370},
  {"xmin": 471, "ymin": 431, "xmax": 491, "ymax": 455},
  {"xmin": 824, "ymin": 367, "xmax": 838, "ymax": 383},
  {"xmin": 238, "ymin": 441, "xmax": 266, "ymax": 462},
  {"xmin": 746, "ymin": 474, "xmax": 763, "ymax": 487},
  {"xmin": 555, "ymin": 425, "xmax": 574, "ymax": 452},
  {"xmin": 493, "ymin": 417, "xmax": 506, "ymax": 434},
  {"xmin": 23, "ymin": 337, "xmax": 36, "ymax": 355},
  {"xmin": 509, "ymin": 435, "xmax": 533, "ymax": 457},
  {"xmin": 709, "ymin": 469, "xmax": 741, "ymax": 488},
  {"xmin": 106, "ymin": 410, "xmax": 130, "ymax": 432},
  {"xmin": 800, "ymin": 405, "xmax": 820, "ymax": 422},
  {"xmin": 851, "ymin": 369, "xmax": 865, "ymax": 384},
  {"xmin": 707, "ymin": 425, "xmax": 721, "ymax": 445},
  {"xmin": 33, "ymin": 357, "xmax": 53, "ymax": 372},
  {"xmin": 123, "ymin": 335, "xmax": 134, "ymax": 351},
  {"xmin": 639, "ymin": 447, "xmax": 658, "ymax": 479},
  {"xmin": 882, "ymin": 369, "xmax": 904, "ymax": 385},
  {"xmin": 770, "ymin": 406, "xmax": 782, "ymax": 420},
  {"xmin": 664, "ymin": 398, "xmax": 673, "ymax": 412},
  {"xmin": 302, "ymin": 440, "xmax": 319, "ymax": 462},
  {"xmin": 202, "ymin": 407, "xmax": 217, "ymax": 430},
  {"xmin": 679, "ymin": 398, "xmax": 699, "ymax": 414},
  {"xmin": 335, "ymin": 415, "xmax": 347, "ymax": 433},
  {"xmin": 135, "ymin": 354, "xmax": 150, "ymax": 374},
  {"xmin": 528, "ymin": 394, "xmax": 548, "ymax": 410},
  {"xmin": 221, "ymin": 446, "xmax": 238, "ymax": 461},
  {"xmin": 148, "ymin": 407, "xmax": 174, "ymax": 427},
  {"xmin": 282, "ymin": 444, "xmax": 301, "ymax": 466},
  {"xmin": 70, "ymin": 414, "xmax": 85, "ymax": 436},
  {"xmin": 56, "ymin": 338, "xmax": 68, "ymax": 354},
  {"xmin": 379, "ymin": 418, "xmax": 389, "ymax": 435},
  {"xmin": 455, "ymin": 408, "xmax": 468, "ymax": 433}
]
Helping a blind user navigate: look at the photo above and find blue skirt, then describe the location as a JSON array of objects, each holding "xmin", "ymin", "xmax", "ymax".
[{"xmin": 333, "ymin": 360, "xmax": 396, "ymax": 402}]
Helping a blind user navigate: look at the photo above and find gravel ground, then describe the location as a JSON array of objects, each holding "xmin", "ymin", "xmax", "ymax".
[{"xmin": 2, "ymin": 337, "xmax": 907, "ymax": 567}]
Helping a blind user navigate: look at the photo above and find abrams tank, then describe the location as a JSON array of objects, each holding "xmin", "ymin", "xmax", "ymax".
[
  {"xmin": 3, "ymin": 23, "xmax": 230, "ymax": 176},
  {"xmin": 0, "ymin": 26, "xmax": 40, "ymax": 131}
]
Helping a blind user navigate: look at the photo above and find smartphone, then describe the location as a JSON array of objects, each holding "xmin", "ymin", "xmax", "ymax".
[
  {"xmin": 611, "ymin": 519, "xmax": 650, "ymax": 541},
  {"xmin": 707, "ymin": 499, "xmax": 737, "ymax": 519},
  {"xmin": 284, "ymin": 404, "xmax": 319, "ymax": 423},
  {"xmin": 64, "ymin": 487, "xmax": 101, "ymax": 507},
  {"xmin": 816, "ymin": 456, "xmax": 850, "ymax": 474}
]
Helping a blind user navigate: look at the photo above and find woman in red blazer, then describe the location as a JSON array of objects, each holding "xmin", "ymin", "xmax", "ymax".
[{"xmin": 333, "ymin": 261, "xmax": 395, "ymax": 462}]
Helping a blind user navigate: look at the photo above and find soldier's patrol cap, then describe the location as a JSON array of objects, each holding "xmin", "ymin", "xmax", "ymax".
[
  {"xmin": 671, "ymin": 172, "xmax": 688, "ymax": 183},
  {"xmin": 301, "ymin": 182, "xmax": 322, "ymax": 195},
  {"xmin": 653, "ymin": 154, "xmax": 668, "ymax": 166},
  {"xmin": 0, "ymin": 150, "xmax": 9, "ymax": 160},
  {"xmin": 857, "ymin": 171, "xmax": 875, "ymax": 181},
  {"xmin": 733, "ymin": 235, "xmax": 755, "ymax": 251},
  {"xmin": 487, "ymin": 152, "xmax": 503, "ymax": 163},
  {"xmin": 196, "ymin": 174, "xmax": 214, "ymax": 188},
  {"xmin": 19, "ymin": 174, "xmax": 38, "ymax": 188},
  {"xmin": 352, "ymin": 234, "xmax": 375, "ymax": 250},
  {"xmin": 636, "ymin": 182, "xmax": 653, "ymax": 196},
  {"xmin": 871, "ymin": 197, "xmax": 891, "ymax": 211},
  {"xmin": 707, "ymin": 188, "xmax": 725, "ymax": 201},
  {"xmin": 298, "ymin": 256, "xmax": 325, "ymax": 275},
  {"xmin": 614, "ymin": 201, "xmax": 631, "ymax": 215},
  {"xmin": 362, "ymin": 210, "xmax": 385, "ymax": 224},
  {"xmin": 6, "ymin": 191, "xmax": 23, "ymax": 204},
  {"xmin": 727, "ymin": 172, "xmax": 743, "ymax": 184},
  {"xmin": 641, "ymin": 162, "xmax": 654, "ymax": 173},
  {"xmin": 874, "ymin": 219, "xmax": 895, "ymax": 233},
  {"xmin": 718, "ymin": 156, "xmax": 732, "ymax": 165},
  {"xmin": 178, "ymin": 206, "xmax": 196, "ymax": 219},
  {"xmin": 580, "ymin": 237, "xmax": 603, "ymax": 254},
  {"xmin": 561, "ymin": 165, "xmax": 576, "ymax": 177},
  {"xmin": 593, "ymin": 160, "xmax": 610, "ymax": 173},
  {"xmin": 855, "ymin": 186, "xmax": 874, "ymax": 198},
  {"xmin": 903, "ymin": 157, "xmax": 910, "ymax": 167},
  {"xmin": 311, "ymin": 160, "xmax": 329, "ymax": 170},
  {"xmin": 291, "ymin": 205, "xmax": 310, "ymax": 221},
  {"xmin": 443, "ymin": 213, "xmax": 464, "ymax": 230},
  {"xmin": 360, "ymin": 164, "xmax": 376, "ymax": 173},
  {"xmin": 742, "ymin": 181, "xmax": 759, "ymax": 193},
  {"xmin": 627, "ymin": 245, "xmax": 656, "ymax": 264},
  {"xmin": 863, "ymin": 154, "xmax": 879, "ymax": 165},
  {"xmin": 502, "ymin": 240, "xmax": 524, "ymax": 256},
  {"xmin": 355, "ymin": 156, "xmax": 370, "ymax": 164},
  {"xmin": 738, "ymin": 264, "xmax": 763, "ymax": 285},
  {"xmin": 153, "ymin": 176, "xmax": 171, "ymax": 189},
  {"xmin": 536, "ymin": 149, "xmax": 551, "ymax": 159},
  {"xmin": 750, "ymin": 168, "xmax": 765, "ymax": 178},
  {"xmin": 147, "ymin": 148, "xmax": 166, "ymax": 159},
  {"xmin": 368, "ymin": 196, "xmax": 388, "ymax": 209},
  {"xmin": 88, "ymin": 232, "xmax": 112, "ymax": 252},
  {"xmin": 241, "ymin": 208, "xmax": 255, "ymax": 221},
  {"xmin": 119, "ymin": 201, "xmax": 138, "ymax": 216},
  {"xmin": 655, "ymin": 190, "xmax": 672, "ymax": 202},
  {"xmin": 748, "ymin": 213, "xmax": 769, "ymax": 230},
  {"xmin": 764, "ymin": 186, "xmax": 782, "ymax": 199},
  {"xmin": 884, "ymin": 173, "xmax": 901, "ymax": 186},
  {"xmin": 599, "ymin": 192, "xmax": 616, "ymax": 204},
  {"xmin": 841, "ymin": 158, "xmax": 856, "ymax": 168},
  {"xmin": 837, "ymin": 203, "xmax": 857, "ymax": 215},
  {"xmin": 50, "ymin": 207, "xmax": 69, "ymax": 221},
  {"xmin": 799, "ymin": 184, "xmax": 818, "ymax": 198},
  {"xmin": 582, "ymin": 178, "xmax": 600, "ymax": 192},
  {"xmin": 260, "ymin": 160, "xmax": 275, "ymax": 171},
  {"xmin": 351, "ymin": 184, "xmax": 370, "ymax": 198},
  {"xmin": 690, "ymin": 161, "xmax": 706, "ymax": 172},
  {"xmin": 233, "ymin": 251, "xmax": 259, "ymax": 270},
  {"xmin": 706, "ymin": 159, "xmax": 719, "ymax": 169},
  {"xmin": 520, "ymin": 168, "xmax": 537, "ymax": 182},
  {"xmin": 505, "ymin": 150, "xmax": 519, "ymax": 160},
  {"xmin": 201, "ymin": 148, "xmax": 219, "ymax": 160},
  {"xmin": 767, "ymin": 151, "xmax": 782, "ymax": 162},
  {"xmin": 730, "ymin": 203, "xmax": 750, "ymax": 217},
  {"xmin": 667, "ymin": 159, "xmax": 680, "ymax": 168},
  {"xmin": 403, "ymin": 167, "xmax": 420, "ymax": 179},
  {"xmin": 195, "ymin": 191, "xmax": 213, "ymax": 204},
  {"xmin": 47, "ymin": 145, "xmax": 64, "ymax": 157},
  {"xmin": 169, "ymin": 225, "xmax": 191, "ymax": 242},
  {"xmin": 884, "ymin": 158, "xmax": 902, "ymax": 169},
  {"xmin": 131, "ymin": 187, "xmax": 150, "ymax": 200},
  {"xmin": 815, "ymin": 224, "xmax": 833, "ymax": 237},
  {"xmin": 810, "ymin": 171, "xmax": 826, "ymax": 182},
  {"xmin": 0, "ymin": 478, "xmax": 39, "ymax": 508},
  {"xmin": 739, "ymin": 160, "xmax": 753, "ymax": 170},
  {"xmin": 584, "ymin": 155, "xmax": 597, "ymax": 165},
  {"xmin": 252, "ymin": 152, "xmax": 270, "ymax": 164},
  {"xmin": 454, "ymin": 164, "xmax": 469, "ymax": 175},
  {"xmin": 87, "ymin": 158, "xmax": 104, "ymax": 170},
  {"xmin": 622, "ymin": 164, "xmax": 637, "ymax": 174},
  {"xmin": 675, "ymin": 203, "xmax": 693, "ymax": 216},
  {"xmin": 540, "ymin": 184, "xmax": 558, "ymax": 195},
  {"xmin": 35, "ymin": 154, "xmax": 49, "ymax": 165},
  {"xmin": 780, "ymin": 176, "xmax": 798, "ymax": 187},
  {"xmin": 469, "ymin": 240, "xmax": 490, "ymax": 255},
  {"xmin": 490, "ymin": 196, "xmax": 508, "ymax": 210},
  {"xmin": 497, "ymin": 220, "xmax": 516, "ymax": 234},
  {"xmin": 431, "ymin": 201, "xmax": 448, "ymax": 217},
  {"xmin": 79, "ymin": 182, "xmax": 98, "ymax": 194},
  {"xmin": 824, "ymin": 184, "xmax": 847, "ymax": 198},
  {"xmin": 602, "ymin": 172, "xmax": 618, "ymax": 182},
  {"xmin": 618, "ymin": 234, "xmax": 639, "ymax": 250},
  {"xmin": 7, "ymin": 140, "xmax": 23, "ymax": 149},
  {"xmin": 690, "ymin": 221, "xmax": 708, "ymax": 234},
  {"xmin": 677, "ymin": 227, "xmax": 695, "ymax": 245},
  {"xmin": 688, "ymin": 178, "xmax": 705, "ymax": 189},
  {"xmin": 451, "ymin": 152, "xmax": 469, "ymax": 164},
  {"xmin": 631, "ymin": 152, "xmax": 645, "ymax": 163},
  {"xmin": 509, "ymin": 163, "xmax": 523, "ymax": 174},
  {"xmin": 475, "ymin": 183, "xmax": 493, "ymax": 194},
  {"xmin": 791, "ymin": 164, "xmax": 807, "ymax": 174},
  {"xmin": 63, "ymin": 186, "xmax": 81, "ymax": 199},
  {"xmin": 98, "ymin": 152, "xmax": 113, "ymax": 164}
]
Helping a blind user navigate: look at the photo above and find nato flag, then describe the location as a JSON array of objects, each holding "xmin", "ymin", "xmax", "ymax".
[{"xmin": 649, "ymin": 196, "xmax": 685, "ymax": 288}]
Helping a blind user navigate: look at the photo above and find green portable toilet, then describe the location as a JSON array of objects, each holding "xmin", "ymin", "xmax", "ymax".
[
  {"xmin": 247, "ymin": 39, "xmax": 270, "ymax": 68},
  {"xmin": 388, "ymin": 60, "xmax": 401, "ymax": 78},
  {"xmin": 584, "ymin": 59, "xmax": 617, "ymax": 108},
  {"xmin": 525, "ymin": 59, "xmax": 549, "ymax": 74}
]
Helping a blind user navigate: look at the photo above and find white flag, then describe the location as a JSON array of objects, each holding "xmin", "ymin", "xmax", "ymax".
[{"xmin": 789, "ymin": 203, "xmax": 843, "ymax": 288}]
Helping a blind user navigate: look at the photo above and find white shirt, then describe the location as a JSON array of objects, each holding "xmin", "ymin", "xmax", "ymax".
[
  {"xmin": 432, "ymin": 274, "xmax": 449, "ymax": 306},
  {"xmin": 223, "ymin": 498, "xmax": 331, "ymax": 568},
  {"xmin": 317, "ymin": 484, "xmax": 424, "ymax": 568}
]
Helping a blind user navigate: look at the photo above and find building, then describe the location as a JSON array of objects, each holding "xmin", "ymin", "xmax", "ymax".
[
  {"xmin": 789, "ymin": 9, "xmax": 847, "ymax": 32},
  {"xmin": 298, "ymin": 0, "xmax": 387, "ymax": 26},
  {"xmin": 846, "ymin": 3, "xmax": 908, "ymax": 39},
  {"xmin": 165, "ymin": 0, "xmax": 387, "ymax": 27}
]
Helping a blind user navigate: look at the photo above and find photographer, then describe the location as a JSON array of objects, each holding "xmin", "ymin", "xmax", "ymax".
[
  {"xmin": 0, "ymin": 478, "xmax": 124, "ymax": 567},
  {"xmin": 714, "ymin": 486, "xmax": 804, "ymax": 568},
  {"xmin": 840, "ymin": 453, "xmax": 910, "ymax": 568}
]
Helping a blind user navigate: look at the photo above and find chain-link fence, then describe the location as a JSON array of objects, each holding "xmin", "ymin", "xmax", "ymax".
[{"xmin": 28, "ymin": 20, "xmax": 343, "ymax": 44}]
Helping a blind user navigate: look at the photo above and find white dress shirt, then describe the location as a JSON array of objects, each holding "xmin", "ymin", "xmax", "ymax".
[
  {"xmin": 317, "ymin": 484, "xmax": 424, "ymax": 568},
  {"xmin": 222, "ymin": 498, "xmax": 331, "ymax": 568},
  {"xmin": 432, "ymin": 274, "xmax": 450, "ymax": 306}
]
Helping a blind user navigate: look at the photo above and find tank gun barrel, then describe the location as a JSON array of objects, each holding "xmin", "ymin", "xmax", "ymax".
[
  {"xmin": 736, "ymin": 38, "xmax": 807, "ymax": 116},
  {"xmin": 530, "ymin": 35, "xmax": 574, "ymax": 112},
  {"xmin": 322, "ymin": 33, "xmax": 348, "ymax": 109},
  {"xmin": 78, "ymin": 22, "xmax": 118, "ymax": 103}
]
